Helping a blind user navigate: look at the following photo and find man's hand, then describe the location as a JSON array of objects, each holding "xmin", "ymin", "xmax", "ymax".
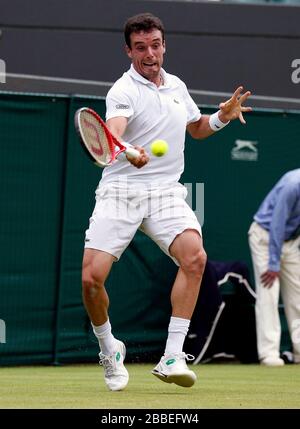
[
  {"xmin": 218, "ymin": 86, "xmax": 252, "ymax": 124},
  {"xmin": 260, "ymin": 270, "xmax": 280, "ymax": 288},
  {"xmin": 126, "ymin": 146, "xmax": 149, "ymax": 169}
]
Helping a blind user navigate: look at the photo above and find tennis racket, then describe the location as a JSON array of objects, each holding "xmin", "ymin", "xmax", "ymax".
[{"xmin": 74, "ymin": 107, "xmax": 139, "ymax": 167}]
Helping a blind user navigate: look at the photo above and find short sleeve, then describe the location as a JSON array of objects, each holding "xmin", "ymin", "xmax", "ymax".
[
  {"xmin": 106, "ymin": 82, "xmax": 135, "ymax": 121},
  {"xmin": 180, "ymin": 81, "xmax": 201, "ymax": 125}
]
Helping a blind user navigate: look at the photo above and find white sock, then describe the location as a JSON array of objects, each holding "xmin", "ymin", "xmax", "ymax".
[
  {"xmin": 92, "ymin": 320, "xmax": 116, "ymax": 356},
  {"xmin": 164, "ymin": 316, "xmax": 190, "ymax": 355}
]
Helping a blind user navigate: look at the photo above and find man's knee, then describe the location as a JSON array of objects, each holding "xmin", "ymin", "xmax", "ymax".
[
  {"xmin": 180, "ymin": 249, "xmax": 207, "ymax": 278},
  {"xmin": 82, "ymin": 256, "xmax": 109, "ymax": 299},
  {"xmin": 82, "ymin": 269, "xmax": 105, "ymax": 299},
  {"xmin": 82, "ymin": 249, "xmax": 114, "ymax": 298}
]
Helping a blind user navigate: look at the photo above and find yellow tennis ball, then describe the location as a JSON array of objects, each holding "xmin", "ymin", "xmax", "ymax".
[{"xmin": 151, "ymin": 139, "xmax": 169, "ymax": 157}]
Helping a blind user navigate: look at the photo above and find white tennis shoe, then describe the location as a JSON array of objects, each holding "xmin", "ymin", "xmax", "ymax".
[
  {"xmin": 260, "ymin": 356, "xmax": 285, "ymax": 367},
  {"xmin": 99, "ymin": 339, "xmax": 129, "ymax": 391},
  {"xmin": 152, "ymin": 352, "xmax": 197, "ymax": 387}
]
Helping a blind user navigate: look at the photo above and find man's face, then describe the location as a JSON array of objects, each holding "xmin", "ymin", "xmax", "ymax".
[{"xmin": 126, "ymin": 29, "xmax": 165, "ymax": 82}]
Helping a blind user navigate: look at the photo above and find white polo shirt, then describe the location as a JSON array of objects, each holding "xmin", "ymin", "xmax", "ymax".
[{"xmin": 100, "ymin": 64, "xmax": 201, "ymax": 186}]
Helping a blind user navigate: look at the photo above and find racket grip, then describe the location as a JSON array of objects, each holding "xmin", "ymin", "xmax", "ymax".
[{"xmin": 125, "ymin": 147, "xmax": 140, "ymax": 159}]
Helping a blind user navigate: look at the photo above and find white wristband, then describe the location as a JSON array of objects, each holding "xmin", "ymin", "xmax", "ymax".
[{"xmin": 209, "ymin": 111, "xmax": 230, "ymax": 132}]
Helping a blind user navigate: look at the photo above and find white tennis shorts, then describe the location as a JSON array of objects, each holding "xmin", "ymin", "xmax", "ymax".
[{"xmin": 84, "ymin": 181, "xmax": 202, "ymax": 265}]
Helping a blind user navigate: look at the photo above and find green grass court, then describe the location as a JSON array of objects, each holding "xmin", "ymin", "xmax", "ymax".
[{"xmin": 0, "ymin": 363, "xmax": 299, "ymax": 409}]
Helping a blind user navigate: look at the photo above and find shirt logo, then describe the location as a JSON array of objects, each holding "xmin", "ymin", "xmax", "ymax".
[
  {"xmin": 231, "ymin": 139, "xmax": 258, "ymax": 161},
  {"xmin": 173, "ymin": 99, "xmax": 180, "ymax": 104},
  {"xmin": 115, "ymin": 104, "xmax": 130, "ymax": 110}
]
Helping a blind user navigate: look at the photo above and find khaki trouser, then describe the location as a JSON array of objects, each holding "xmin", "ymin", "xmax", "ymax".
[{"xmin": 248, "ymin": 222, "xmax": 300, "ymax": 363}]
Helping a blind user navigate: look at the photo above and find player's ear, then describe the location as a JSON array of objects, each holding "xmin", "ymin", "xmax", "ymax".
[
  {"xmin": 163, "ymin": 40, "xmax": 166, "ymax": 54},
  {"xmin": 125, "ymin": 45, "xmax": 132, "ymax": 59}
]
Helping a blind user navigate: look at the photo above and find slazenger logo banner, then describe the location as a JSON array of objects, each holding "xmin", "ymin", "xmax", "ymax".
[{"xmin": 231, "ymin": 139, "xmax": 258, "ymax": 161}]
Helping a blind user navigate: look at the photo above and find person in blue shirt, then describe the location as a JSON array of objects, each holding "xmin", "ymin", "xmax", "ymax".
[{"xmin": 248, "ymin": 169, "xmax": 300, "ymax": 366}]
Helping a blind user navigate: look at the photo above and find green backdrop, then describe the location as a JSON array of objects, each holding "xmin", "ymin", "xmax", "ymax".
[{"xmin": 0, "ymin": 92, "xmax": 299, "ymax": 365}]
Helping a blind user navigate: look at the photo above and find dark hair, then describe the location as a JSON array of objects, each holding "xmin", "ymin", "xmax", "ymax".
[{"xmin": 124, "ymin": 13, "xmax": 165, "ymax": 48}]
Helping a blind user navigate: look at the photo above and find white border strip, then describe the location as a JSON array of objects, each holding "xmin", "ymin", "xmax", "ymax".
[
  {"xmin": 217, "ymin": 272, "xmax": 257, "ymax": 299},
  {"xmin": 6, "ymin": 73, "xmax": 114, "ymax": 88},
  {"xmin": 189, "ymin": 88, "xmax": 300, "ymax": 104},
  {"xmin": 193, "ymin": 271, "xmax": 256, "ymax": 364},
  {"xmin": 193, "ymin": 301, "xmax": 226, "ymax": 365},
  {"xmin": 5, "ymin": 73, "xmax": 300, "ymax": 104}
]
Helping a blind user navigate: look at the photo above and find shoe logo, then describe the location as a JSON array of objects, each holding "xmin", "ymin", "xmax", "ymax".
[
  {"xmin": 115, "ymin": 352, "xmax": 121, "ymax": 362},
  {"xmin": 166, "ymin": 358, "xmax": 176, "ymax": 365}
]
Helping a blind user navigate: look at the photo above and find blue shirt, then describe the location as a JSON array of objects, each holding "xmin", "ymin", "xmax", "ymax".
[{"xmin": 254, "ymin": 169, "xmax": 300, "ymax": 271}]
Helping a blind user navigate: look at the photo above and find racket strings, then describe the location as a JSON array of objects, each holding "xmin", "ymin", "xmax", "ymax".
[{"xmin": 80, "ymin": 111, "xmax": 113, "ymax": 165}]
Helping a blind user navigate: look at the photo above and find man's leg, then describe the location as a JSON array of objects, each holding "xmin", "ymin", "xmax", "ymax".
[
  {"xmin": 280, "ymin": 237, "xmax": 300, "ymax": 363},
  {"xmin": 169, "ymin": 229, "xmax": 207, "ymax": 320},
  {"xmin": 248, "ymin": 222, "xmax": 283, "ymax": 366},
  {"xmin": 82, "ymin": 248, "xmax": 129, "ymax": 391},
  {"xmin": 82, "ymin": 249, "xmax": 114, "ymax": 326},
  {"xmin": 152, "ymin": 229, "xmax": 206, "ymax": 387}
]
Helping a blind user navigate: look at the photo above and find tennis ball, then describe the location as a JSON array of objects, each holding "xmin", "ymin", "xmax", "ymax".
[{"xmin": 151, "ymin": 139, "xmax": 169, "ymax": 157}]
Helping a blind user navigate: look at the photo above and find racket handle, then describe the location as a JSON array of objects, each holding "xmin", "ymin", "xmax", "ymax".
[{"xmin": 125, "ymin": 147, "xmax": 140, "ymax": 159}]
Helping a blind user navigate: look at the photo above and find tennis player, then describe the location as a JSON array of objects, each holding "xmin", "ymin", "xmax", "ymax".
[{"xmin": 82, "ymin": 13, "xmax": 252, "ymax": 390}]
